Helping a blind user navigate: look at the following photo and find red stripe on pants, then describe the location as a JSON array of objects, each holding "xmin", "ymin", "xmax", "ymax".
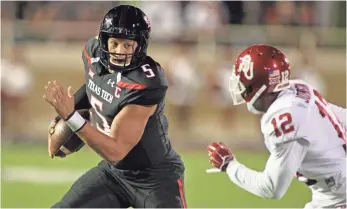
[{"xmin": 177, "ymin": 178, "xmax": 187, "ymax": 208}]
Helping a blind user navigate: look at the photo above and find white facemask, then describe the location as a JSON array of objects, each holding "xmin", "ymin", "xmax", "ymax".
[{"xmin": 246, "ymin": 102, "xmax": 263, "ymax": 115}]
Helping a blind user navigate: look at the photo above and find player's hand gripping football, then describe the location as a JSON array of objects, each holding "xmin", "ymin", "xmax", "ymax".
[
  {"xmin": 207, "ymin": 142, "xmax": 234, "ymax": 172},
  {"xmin": 43, "ymin": 80, "xmax": 75, "ymax": 120},
  {"xmin": 47, "ymin": 118, "xmax": 65, "ymax": 159}
]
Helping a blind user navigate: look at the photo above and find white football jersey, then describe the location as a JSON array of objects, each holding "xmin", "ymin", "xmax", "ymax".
[
  {"xmin": 226, "ymin": 79, "xmax": 346, "ymax": 208},
  {"xmin": 261, "ymin": 79, "xmax": 346, "ymax": 207}
]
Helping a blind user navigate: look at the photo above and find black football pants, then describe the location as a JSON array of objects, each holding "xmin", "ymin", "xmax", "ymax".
[{"xmin": 51, "ymin": 161, "xmax": 187, "ymax": 208}]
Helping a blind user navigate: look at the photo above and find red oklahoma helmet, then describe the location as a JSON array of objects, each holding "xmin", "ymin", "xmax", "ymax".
[{"xmin": 229, "ymin": 44, "xmax": 291, "ymax": 105}]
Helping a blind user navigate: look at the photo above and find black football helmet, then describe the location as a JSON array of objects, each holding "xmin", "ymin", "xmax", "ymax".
[{"xmin": 98, "ymin": 5, "xmax": 151, "ymax": 72}]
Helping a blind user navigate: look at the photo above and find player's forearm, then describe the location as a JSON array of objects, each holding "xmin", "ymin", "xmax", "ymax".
[
  {"xmin": 226, "ymin": 161, "xmax": 283, "ymax": 199},
  {"xmin": 226, "ymin": 139, "xmax": 308, "ymax": 199},
  {"xmin": 76, "ymin": 123, "xmax": 125, "ymax": 163}
]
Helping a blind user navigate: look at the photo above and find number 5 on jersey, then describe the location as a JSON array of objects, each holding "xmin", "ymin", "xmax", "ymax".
[
  {"xmin": 271, "ymin": 113, "xmax": 295, "ymax": 137},
  {"xmin": 141, "ymin": 64, "xmax": 155, "ymax": 78},
  {"xmin": 90, "ymin": 95, "xmax": 111, "ymax": 135}
]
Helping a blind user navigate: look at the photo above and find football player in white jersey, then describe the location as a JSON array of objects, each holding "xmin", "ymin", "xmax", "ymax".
[{"xmin": 207, "ymin": 44, "xmax": 346, "ymax": 209}]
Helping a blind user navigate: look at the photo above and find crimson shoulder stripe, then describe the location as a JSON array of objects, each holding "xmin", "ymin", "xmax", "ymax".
[
  {"xmin": 83, "ymin": 45, "xmax": 91, "ymax": 65},
  {"xmin": 117, "ymin": 81, "xmax": 146, "ymax": 90}
]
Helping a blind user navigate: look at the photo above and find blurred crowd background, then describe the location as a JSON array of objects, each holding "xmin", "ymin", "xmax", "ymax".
[{"xmin": 1, "ymin": 1, "xmax": 346, "ymax": 149}]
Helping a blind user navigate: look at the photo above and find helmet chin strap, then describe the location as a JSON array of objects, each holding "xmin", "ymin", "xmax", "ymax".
[
  {"xmin": 109, "ymin": 57, "xmax": 131, "ymax": 66},
  {"xmin": 247, "ymin": 85, "xmax": 267, "ymax": 114},
  {"xmin": 112, "ymin": 62, "xmax": 131, "ymax": 66},
  {"xmin": 247, "ymin": 103, "xmax": 263, "ymax": 115},
  {"xmin": 107, "ymin": 57, "xmax": 131, "ymax": 73}
]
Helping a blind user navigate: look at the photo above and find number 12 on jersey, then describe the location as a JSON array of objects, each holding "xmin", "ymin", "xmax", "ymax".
[
  {"xmin": 313, "ymin": 90, "xmax": 346, "ymax": 142},
  {"xmin": 271, "ymin": 113, "xmax": 295, "ymax": 137}
]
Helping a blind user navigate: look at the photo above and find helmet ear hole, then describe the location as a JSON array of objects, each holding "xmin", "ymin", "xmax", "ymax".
[
  {"xmin": 246, "ymin": 85, "xmax": 253, "ymax": 94},
  {"xmin": 242, "ymin": 85, "xmax": 253, "ymax": 98}
]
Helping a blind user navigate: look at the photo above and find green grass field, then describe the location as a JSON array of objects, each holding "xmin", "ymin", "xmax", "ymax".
[{"xmin": 1, "ymin": 144, "xmax": 311, "ymax": 208}]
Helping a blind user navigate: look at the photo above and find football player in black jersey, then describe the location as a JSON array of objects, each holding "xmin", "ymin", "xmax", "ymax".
[{"xmin": 43, "ymin": 5, "xmax": 187, "ymax": 208}]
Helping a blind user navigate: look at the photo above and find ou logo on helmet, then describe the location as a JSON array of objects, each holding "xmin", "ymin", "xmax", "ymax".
[{"xmin": 237, "ymin": 55, "xmax": 254, "ymax": 80}]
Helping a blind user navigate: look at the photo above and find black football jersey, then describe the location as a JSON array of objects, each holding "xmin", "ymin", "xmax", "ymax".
[{"xmin": 81, "ymin": 37, "xmax": 183, "ymax": 179}]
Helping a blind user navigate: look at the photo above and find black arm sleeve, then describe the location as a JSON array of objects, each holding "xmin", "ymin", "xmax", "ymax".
[
  {"xmin": 74, "ymin": 84, "xmax": 91, "ymax": 110},
  {"xmin": 54, "ymin": 84, "xmax": 91, "ymax": 121}
]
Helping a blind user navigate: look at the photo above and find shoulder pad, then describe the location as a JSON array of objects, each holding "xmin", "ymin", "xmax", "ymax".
[
  {"xmin": 82, "ymin": 37, "xmax": 100, "ymax": 65},
  {"xmin": 121, "ymin": 56, "xmax": 168, "ymax": 90}
]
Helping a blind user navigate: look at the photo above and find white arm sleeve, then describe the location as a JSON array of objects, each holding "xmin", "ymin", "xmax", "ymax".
[
  {"xmin": 328, "ymin": 103, "xmax": 347, "ymax": 130},
  {"xmin": 226, "ymin": 138, "xmax": 309, "ymax": 199}
]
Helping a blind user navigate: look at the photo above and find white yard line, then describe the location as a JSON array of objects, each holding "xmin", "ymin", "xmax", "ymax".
[{"xmin": 2, "ymin": 166, "xmax": 87, "ymax": 184}]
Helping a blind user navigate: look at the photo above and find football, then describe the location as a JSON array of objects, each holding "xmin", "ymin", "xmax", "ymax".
[{"xmin": 49, "ymin": 109, "xmax": 90, "ymax": 157}]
